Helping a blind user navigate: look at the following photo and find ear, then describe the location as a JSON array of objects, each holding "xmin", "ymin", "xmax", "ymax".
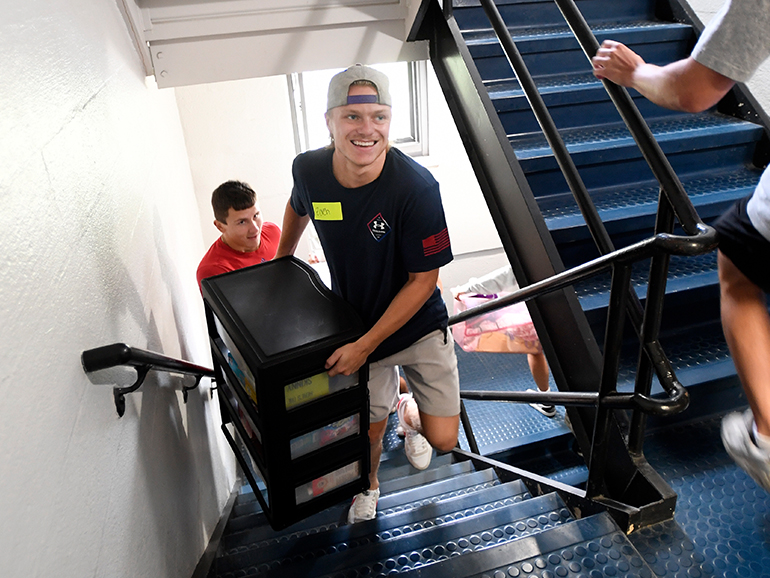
[{"xmin": 214, "ymin": 219, "xmax": 227, "ymax": 234}]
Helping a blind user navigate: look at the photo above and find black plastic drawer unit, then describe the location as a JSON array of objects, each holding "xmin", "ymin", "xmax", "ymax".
[{"xmin": 202, "ymin": 256, "xmax": 370, "ymax": 530}]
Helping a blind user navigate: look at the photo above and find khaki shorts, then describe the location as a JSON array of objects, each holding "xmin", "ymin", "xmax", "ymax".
[{"xmin": 367, "ymin": 328, "xmax": 460, "ymax": 423}]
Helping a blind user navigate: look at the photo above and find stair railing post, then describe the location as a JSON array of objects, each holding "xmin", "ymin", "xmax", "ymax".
[
  {"xmin": 629, "ymin": 192, "xmax": 676, "ymax": 453},
  {"xmin": 459, "ymin": 400, "xmax": 481, "ymax": 455},
  {"xmin": 586, "ymin": 262, "xmax": 632, "ymax": 498}
]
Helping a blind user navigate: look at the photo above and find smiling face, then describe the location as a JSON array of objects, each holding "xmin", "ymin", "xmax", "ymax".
[
  {"xmin": 325, "ymin": 83, "xmax": 391, "ymax": 187},
  {"xmin": 215, "ymin": 204, "xmax": 264, "ymax": 253}
]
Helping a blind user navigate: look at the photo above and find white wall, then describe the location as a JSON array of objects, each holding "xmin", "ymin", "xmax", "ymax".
[
  {"xmin": 0, "ymin": 2, "xmax": 234, "ymax": 577},
  {"xmin": 175, "ymin": 76, "xmax": 300, "ymax": 255}
]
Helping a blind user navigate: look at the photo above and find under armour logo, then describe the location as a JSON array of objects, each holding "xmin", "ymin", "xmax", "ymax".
[{"xmin": 367, "ymin": 213, "xmax": 391, "ymax": 241}]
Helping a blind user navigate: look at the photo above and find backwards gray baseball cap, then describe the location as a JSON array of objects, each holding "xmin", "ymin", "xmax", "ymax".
[{"xmin": 326, "ymin": 64, "xmax": 392, "ymax": 112}]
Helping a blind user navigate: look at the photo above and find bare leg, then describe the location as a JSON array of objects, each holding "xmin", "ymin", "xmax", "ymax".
[
  {"xmin": 719, "ymin": 250, "xmax": 770, "ymax": 436},
  {"xmin": 400, "ymin": 397, "xmax": 458, "ymax": 452},
  {"xmin": 366, "ymin": 418, "xmax": 389, "ymax": 491},
  {"xmin": 527, "ymin": 352, "xmax": 550, "ymax": 392}
]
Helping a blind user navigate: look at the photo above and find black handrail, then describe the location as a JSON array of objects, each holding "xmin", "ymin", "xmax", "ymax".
[
  {"xmin": 82, "ymin": 343, "xmax": 215, "ymax": 417},
  {"xmin": 449, "ymin": 226, "xmax": 715, "ymax": 415}
]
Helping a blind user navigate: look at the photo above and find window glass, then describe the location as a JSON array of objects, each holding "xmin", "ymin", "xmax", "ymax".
[{"xmin": 290, "ymin": 61, "xmax": 427, "ymax": 156}]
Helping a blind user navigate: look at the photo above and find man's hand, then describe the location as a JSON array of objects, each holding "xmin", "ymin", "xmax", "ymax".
[
  {"xmin": 592, "ymin": 40, "xmax": 645, "ymax": 85},
  {"xmin": 592, "ymin": 40, "xmax": 735, "ymax": 112},
  {"xmin": 325, "ymin": 340, "xmax": 372, "ymax": 377}
]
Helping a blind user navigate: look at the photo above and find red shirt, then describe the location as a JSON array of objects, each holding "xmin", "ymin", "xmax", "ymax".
[{"xmin": 197, "ymin": 222, "xmax": 281, "ymax": 289}]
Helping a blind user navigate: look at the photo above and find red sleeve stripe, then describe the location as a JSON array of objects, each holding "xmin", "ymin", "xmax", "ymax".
[{"xmin": 422, "ymin": 228, "xmax": 450, "ymax": 256}]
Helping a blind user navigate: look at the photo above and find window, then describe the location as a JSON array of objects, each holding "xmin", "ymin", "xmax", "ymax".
[{"xmin": 288, "ymin": 61, "xmax": 429, "ymax": 157}]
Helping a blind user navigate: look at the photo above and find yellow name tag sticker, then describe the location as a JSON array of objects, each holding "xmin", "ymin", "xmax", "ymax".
[
  {"xmin": 313, "ymin": 202, "xmax": 343, "ymax": 221},
  {"xmin": 284, "ymin": 372, "xmax": 330, "ymax": 409}
]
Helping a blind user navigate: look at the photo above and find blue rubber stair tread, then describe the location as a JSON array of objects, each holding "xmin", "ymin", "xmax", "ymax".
[
  {"xmin": 370, "ymin": 464, "xmax": 499, "ymax": 516},
  {"xmin": 248, "ymin": 492, "xmax": 572, "ymax": 578},
  {"xmin": 511, "ymin": 113, "xmax": 763, "ymax": 162},
  {"xmin": 395, "ymin": 512, "xmax": 653, "ymax": 578},
  {"xmin": 378, "ymin": 452, "xmax": 457, "ymax": 483},
  {"xmin": 222, "ymin": 468, "xmax": 506, "ymax": 555},
  {"xmin": 229, "ymin": 454, "xmax": 472, "ymax": 534},
  {"xmin": 485, "ymin": 71, "xmax": 604, "ymax": 100},
  {"xmin": 452, "ymin": 0, "xmax": 660, "ymax": 33},
  {"xmin": 462, "ymin": 20, "xmax": 689, "ymax": 49},
  {"xmin": 217, "ymin": 480, "xmax": 530, "ymax": 572},
  {"xmin": 575, "ymin": 251, "xmax": 718, "ymax": 312},
  {"xmin": 616, "ymin": 320, "xmax": 734, "ymax": 392},
  {"xmin": 454, "ymin": 344, "xmax": 570, "ymax": 454},
  {"xmin": 541, "ymin": 169, "xmax": 762, "ymax": 231}
]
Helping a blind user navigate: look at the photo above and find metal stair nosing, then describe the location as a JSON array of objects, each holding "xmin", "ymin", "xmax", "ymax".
[
  {"xmin": 253, "ymin": 492, "xmax": 571, "ymax": 578},
  {"xmin": 222, "ymin": 465, "xmax": 499, "ymax": 551},
  {"xmin": 396, "ymin": 511, "xmax": 654, "ymax": 578},
  {"xmin": 452, "ymin": 0, "xmax": 659, "ymax": 34},
  {"xmin": 216, "ymin": 479, "xmax": 529, "ymax": 573},
  {"xmin": 224, "ymin": 459, "xmax": 479, "ymax": 542}
]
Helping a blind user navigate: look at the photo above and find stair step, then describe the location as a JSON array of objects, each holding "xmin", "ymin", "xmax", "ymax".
[
  {"xmin": 249, "ymin": 492, "xmax": 572, "ymax": 578},
  {"xmin": 515, "ymin": 113, "xmax": 763, "ymax": 194},
  {"xmin": 453, "ymin": 0, "xmax": 658, "ymax": 33},
  {"xmin": 396, "ymin": 511, "xmax": 654, "ymax": 577},
  {"xmin": 575, "ymin": 251, "xmax": 718, "ymax": 314},
  {"xmin": 468, "ymin": 21, "xmax": 691, "ymax": 80},
  {"xmin": 612, "ymin": 318, "xmax": 734, "ymax": 395},
  {"xmin": 512, "ymin": 113, "xmax": 762, "ymax": 163},
  {"xmin": 217, "ymin": 479, "xmax": 530, "ymax": 574},
  {"xmin": 542, "ymin": 168, "xmax": 761, "ymax": 242},
  {"xmin": 490, "ymin": 73, "xmax": 681, "ymax": 135},
  {"xmin": 464, "ymin": 21, "xmax": 690, "ymax": 56},
  {"xmin": 225, "ymin": 459, "xmax": 481, "ymax": 540}
]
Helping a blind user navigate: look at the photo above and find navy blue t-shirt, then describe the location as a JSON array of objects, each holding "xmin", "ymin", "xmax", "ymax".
[{"xmin": 290, "ymin": 147, "xmax": 453, "ymax": 361}]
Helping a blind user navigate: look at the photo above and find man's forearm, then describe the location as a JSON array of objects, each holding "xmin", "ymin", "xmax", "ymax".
[
  {"xmin": 593, "ymin": 41, "xmax": 735, "ymax": 113},
  {"xmin": 358, "ymin": 270, "xmax": 439, "ymax": 355},
  {"xmin": 275, "ymin": 200, "xmax": 310, "ymax": 258}
]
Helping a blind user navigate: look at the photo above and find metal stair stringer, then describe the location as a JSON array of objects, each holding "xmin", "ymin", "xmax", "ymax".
[{"xmin": 414, "ymin": 0, "xmax": 677, "ymax": 530}]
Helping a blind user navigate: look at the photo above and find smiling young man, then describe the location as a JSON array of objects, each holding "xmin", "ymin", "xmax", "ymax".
[
  {"xmin": 196, "ymin": 180, "xmax": 281, "ymax": 289},
  {"xmin": 275, "ymin": 64, "xmax": 460, "ymax": 523}
]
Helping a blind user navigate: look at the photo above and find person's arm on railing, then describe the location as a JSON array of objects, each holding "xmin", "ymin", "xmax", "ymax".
[{"xmin": 591, "ymin": 42, "xmax": 734, "ymax": 113}]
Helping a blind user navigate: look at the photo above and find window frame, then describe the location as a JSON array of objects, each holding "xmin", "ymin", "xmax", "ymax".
[{"xmin": 287, "ymin": 60, "xmax": 429, "ymax": 157}]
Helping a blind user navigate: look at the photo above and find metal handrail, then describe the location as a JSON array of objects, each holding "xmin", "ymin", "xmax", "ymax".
[
  {"xmin": 82, "ymin": 343, "xmax": 215, "ymax": 417},
  {"xmin": 449, "ymin": 226, "xmax": 715, "ymax": 410}
]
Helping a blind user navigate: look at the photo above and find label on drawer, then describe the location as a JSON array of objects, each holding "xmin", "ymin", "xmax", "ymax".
[{"xmin": 284, "ymin": 372, "xmax": 330, "ymax": 409}]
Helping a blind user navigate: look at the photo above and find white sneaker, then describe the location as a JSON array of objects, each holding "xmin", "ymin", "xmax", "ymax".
[
  {"xmin": 397, "ymin": 393, "xmax": 432, "ymax": 470},
  {"xmin": 526, "ymin": 389, "xmax": 556, "ymax": 418},
  {"xmin": 347, "ymin": 488, "xmax": 379, "ymax": 523},
  {"xmin": 722, "ymin": 409, "xmax": 770, "ymax": 492}
]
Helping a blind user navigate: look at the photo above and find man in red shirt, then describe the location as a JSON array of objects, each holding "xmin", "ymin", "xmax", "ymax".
[{"xmin": 197, "ymin": 180, "xmax": 281, "ymax": 289}]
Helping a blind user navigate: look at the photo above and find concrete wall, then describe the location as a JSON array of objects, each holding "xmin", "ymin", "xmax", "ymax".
[{"xmin": 0, "ymin": 1, "xmax": 234, "ymax": 577}]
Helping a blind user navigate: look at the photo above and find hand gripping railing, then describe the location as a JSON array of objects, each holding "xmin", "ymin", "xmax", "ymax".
[{"xmin": 81, "ymin": 343, "xmax": 215, "ymax": 417}]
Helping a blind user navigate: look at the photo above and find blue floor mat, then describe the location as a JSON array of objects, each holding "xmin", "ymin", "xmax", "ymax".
[{"xmin": 634, "ymin": 414, "xmax": 770, "ymax": 578}]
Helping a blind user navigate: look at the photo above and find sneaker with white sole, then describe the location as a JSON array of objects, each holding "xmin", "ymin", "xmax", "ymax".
[
  {"xmin": 397, "ymin": 393, "xmax": 432, "ymax": 470},
  {"xmin": 526, "ymin": 389, "xmax": 556, "ymax": 418},
  {"xmin": 347, "ymin": 488, "xmax": 380, "ymax": 523},
  {"xmin": 721, "ymin": 409, "xmax": 770, "ymax": 492}
]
